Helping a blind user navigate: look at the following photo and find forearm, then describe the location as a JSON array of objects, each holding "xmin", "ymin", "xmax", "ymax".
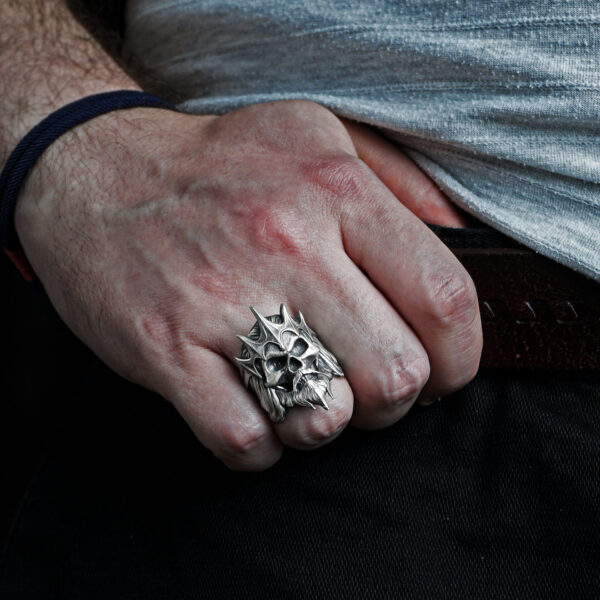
[{"xmin": 0, "ymin": 0, "xmax": 138, "ymax": 164}]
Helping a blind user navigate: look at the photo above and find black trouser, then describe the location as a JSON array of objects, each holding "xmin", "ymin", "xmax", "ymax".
[{"xmin": 1, "ymin": 359, "xmax": 599, "ymax": 599}]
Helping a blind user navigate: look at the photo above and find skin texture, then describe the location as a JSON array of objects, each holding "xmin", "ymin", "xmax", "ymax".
[{"xmin": 4, "ymin": 2, "xmax": 482, "ymax": 471}]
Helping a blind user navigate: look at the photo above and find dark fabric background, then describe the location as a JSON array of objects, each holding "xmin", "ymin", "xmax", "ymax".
[
  {"xmin": 1, "ymin": 256, "xmax": 599, "ymax": 598},
  {"xmin": 0, "ymin": 256, "xmax": 94, "ymax": 548}
]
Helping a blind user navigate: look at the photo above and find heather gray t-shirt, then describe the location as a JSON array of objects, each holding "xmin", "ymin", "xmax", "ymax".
[{"xmin": 125, "ymin": 0, "xmax": 600, "ymax": 281}]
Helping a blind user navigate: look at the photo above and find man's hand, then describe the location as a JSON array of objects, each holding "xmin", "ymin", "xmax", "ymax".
[
  {"xmin": 3, "ymin": 0, "xmax": 481, "ymax": 471},
  {"xmin": 16, "ymin": 100, "xmax": 482, "ymax": 470}
]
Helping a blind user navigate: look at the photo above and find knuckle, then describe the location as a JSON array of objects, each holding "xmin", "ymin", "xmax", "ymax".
[
  {"xmin": 244, "ymin": 203, "xmax": 312, "ymax": 258},
  {"xmin": 424, "ymin": 266, "xmax": 479, "ymax": 327},
  {"xmin": 378, "ymin": 353, "xmax": 430, "ymax": 407},
  {"xmin": 218, "ymin": 421, "xmax": 271, "ymax": 461},
  {"xmin": 301, "ymin": 403, "xmax": 351, "ymax": 447},
  {"xmin": 303, "ymin": 155, "xmax": 371, "ymax": 202},
  {"xmin": 275, "ymin": 100, "xmax": 349, "ymax": 138},
  {"xmin": 245, "ymin": 100, "xmax": 350, "ymax": 154}
]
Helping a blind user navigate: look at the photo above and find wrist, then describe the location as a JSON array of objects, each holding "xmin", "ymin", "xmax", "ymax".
[
  {"xmin": 3, "ymin": 95, "xmax": 182, "ymax": 281},
  {"xmin": 0, "ymin": 1, "xmax": 141, "ymax": 164},
  {"xmin": 1, "ymin": 74, "xmax": 142, "ymax": 165}
]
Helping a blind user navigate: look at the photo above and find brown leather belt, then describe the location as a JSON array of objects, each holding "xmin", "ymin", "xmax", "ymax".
[{"xmin": 432, "ymin": 226, "xmax": 600, "ymax": 370}]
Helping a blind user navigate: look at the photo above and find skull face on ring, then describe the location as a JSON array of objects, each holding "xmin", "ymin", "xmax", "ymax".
[{"xmin": 236, "ymin": 305, "xmax": 344, "ymax": 422}]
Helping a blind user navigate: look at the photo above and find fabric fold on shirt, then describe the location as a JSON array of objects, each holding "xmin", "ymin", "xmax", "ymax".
[{"xmin": 125, "ymin": 0, "xmax": 600, "ymax": 280}]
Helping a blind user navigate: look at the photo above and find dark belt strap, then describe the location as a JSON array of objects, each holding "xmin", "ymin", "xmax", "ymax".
[{"xmin": 431, "ymin": 226, "xmax": 600, "ymax": 370}]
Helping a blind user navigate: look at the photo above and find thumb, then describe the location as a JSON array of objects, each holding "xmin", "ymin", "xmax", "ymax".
[{"xmin": 341, "ymin": 119, "xmax": 472, "ymax": 228}]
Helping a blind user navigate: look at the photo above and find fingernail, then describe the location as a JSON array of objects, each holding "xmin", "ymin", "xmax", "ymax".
[{"xmin": 417, "ymin": 396, "xmax": 442, "ymax": 406}]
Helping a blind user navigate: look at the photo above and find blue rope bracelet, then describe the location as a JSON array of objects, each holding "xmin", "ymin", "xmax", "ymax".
[{"xmin": 0, "ymin": 90, "xmax": 178, "ymax": 278}]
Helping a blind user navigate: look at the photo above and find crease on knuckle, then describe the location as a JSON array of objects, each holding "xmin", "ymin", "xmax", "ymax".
[
  {"xmin": 303, "ymin": 155, "xmax": 370, "ymax": 201},
  {"xmin": 379, "ymin": 353, "xmax": 430, "ymax": 407},
  {"xmin": 426, "ymin": 267, "xmax": 479, "ymax": 327},
  {"xmin": 245, "ymin": 203, "xmax": 312, "ymax": 259},
  {"xmin": 218, "ymin": 421, "xmax": 271, "ymax": 462},
  {"xmin": 301, "ymin": 406, "xmax": 349, "ymax": 447}
]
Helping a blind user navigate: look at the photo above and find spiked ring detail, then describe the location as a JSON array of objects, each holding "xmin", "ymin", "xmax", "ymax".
[{"xmin": 235, "ymin": 304, "xmax": 344, "ymax": 423}]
